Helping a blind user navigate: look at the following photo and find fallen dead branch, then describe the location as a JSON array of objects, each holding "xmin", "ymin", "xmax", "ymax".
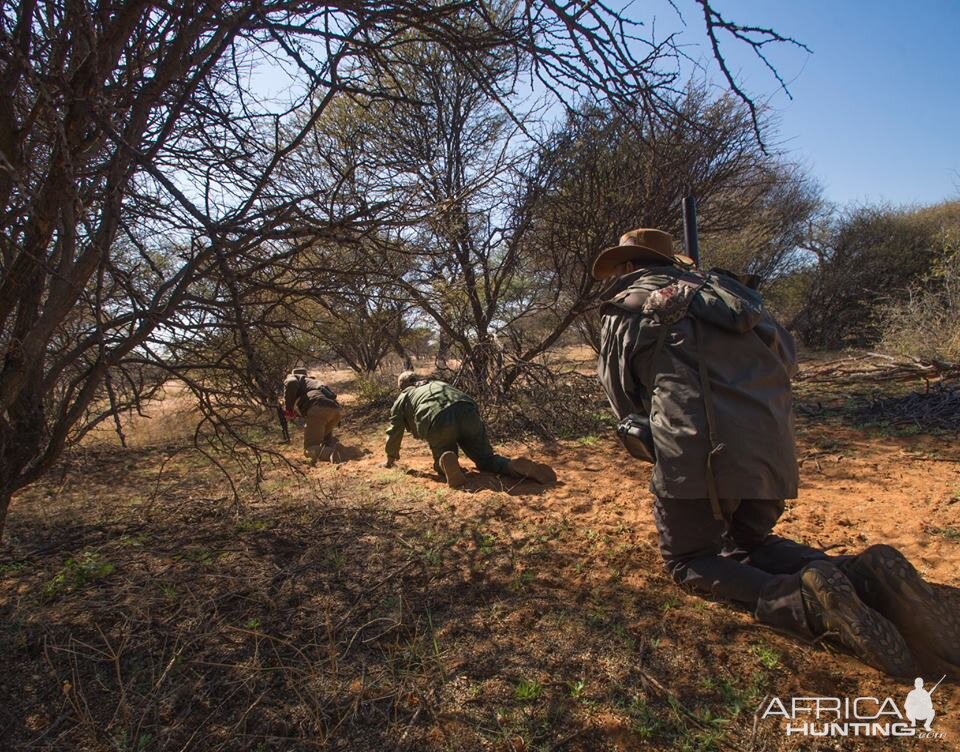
[{"xmin": 796, "ymin": 352, "xmax": 960, "ymax": 384}]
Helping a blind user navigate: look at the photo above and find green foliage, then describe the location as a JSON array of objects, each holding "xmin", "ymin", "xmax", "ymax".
[
  {"xmin": 879, "ymin": 226, "xmax": 960, "ymax": 362},
  {"xmin": 513, "ymin": 678, "xmax": 543, "ymax": 702},
  {"xmin": 750, "ymin": 642, "xmax": 781, "ymax": 670},
  {"xmin": 928, "ymin": 525, "xmax": 960, "ymax": 542},
  {"xmin": 354, "ymin": 374, "xmax": 396, "ymax": 411},
  {"xmin": 566, "ymin": 679, "xmax": 586, "ymax": 699},
  {"xmin": 237, "ymin": 517, "xmax": 275, "ymax": 533},
  {"xmin": 795, "ymin": 201, "xmax": 960, "ymax": 349},
  {"xmin": 626, "ymin": 696, "xmax": 676, "ymax": 741},
  {"xmin": 0, "ymin": 560, "xmax": 27, "ymax": 575},
  {"xmin": 42, "ymin": 551, "xmax": 115, "ymax": 600}
]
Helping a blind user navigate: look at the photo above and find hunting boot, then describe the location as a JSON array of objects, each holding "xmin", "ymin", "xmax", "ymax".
[
  {"xmin": 507, "ymin": 457, "xmax": 557, "ymax": 485},
  {"xmin": 800, "ymin": 560, "xmax": 915, "ymax": 677},
  {"xmin": 439, "ymin": 451, "xmax": 466, "ymax": 488},
  {"xmin": 313, "ymin": 442, "xmax": 336, "ymax": 464},
  {"xmin": 846, "ymin": 544, "xmax": 960, "ymax": 676}
]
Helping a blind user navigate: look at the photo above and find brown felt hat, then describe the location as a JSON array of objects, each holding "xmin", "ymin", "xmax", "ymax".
[{"xmin": 591, "ymin": 228, "xmax": 693, "ymax": 280}]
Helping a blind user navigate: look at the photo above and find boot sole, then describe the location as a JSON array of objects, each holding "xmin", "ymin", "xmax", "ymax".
[
  {"xmin": 803, "ymin": 562, "xmax": 915, "ymax": 677},
  {"xmin": 509, "ymin": 458, "xmax": 556, "ymax": 485},
  {"xmin": 439, "ymin": 452, "xmax": 466, "ymax": 488},
  {"xmin": 852, "ymin": 545, "xmax": 960, "ymax": 670}
]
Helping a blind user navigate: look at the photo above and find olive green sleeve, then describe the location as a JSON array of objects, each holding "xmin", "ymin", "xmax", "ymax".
[{"xmin": 384, "ymin": 394, "xmax": 407, "ymax": 459}]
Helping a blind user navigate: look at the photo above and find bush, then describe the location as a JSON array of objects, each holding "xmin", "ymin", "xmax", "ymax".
[
  {"xmin": 479, "ymin": 367, "xmax": 614, "ymax": 441},
  {"xmin": 353, "ymin": 373, "xmax": 398, "ymax": 414},
  {"xmin": 792, "ymin": 205, "xmax": 949, "ymax": 348},
  {"xmin": 878, "ymin": 231, "xmax": 960, "ymax": 362}
]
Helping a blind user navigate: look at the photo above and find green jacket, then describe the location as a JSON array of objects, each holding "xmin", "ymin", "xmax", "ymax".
[
  {"xmin": 385, "ymin": 380, "xmax": 475, "ymax": 459},
  {"xmin": 598, "ymin": 265, "xmax": 799, "ymax": 501}
]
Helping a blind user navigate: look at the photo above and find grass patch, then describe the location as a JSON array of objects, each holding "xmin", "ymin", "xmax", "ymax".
[
  {"xmin": 236, "ymin": 517, "xmax": 275, "ymax": 533},
  {"xmin": 42, "ymin": 551, "xmax": 115, "ymax": 600},
  {"xmin": 750, "ymin": 642, "xmax": 781, "ymax": 670},
  {"xmin": 927, "ymin": 525, "xmax": 960, "ymax": 542},
  {"xmin": 513, "ymin": 678, "xmax": 543, "ymax": 702}
]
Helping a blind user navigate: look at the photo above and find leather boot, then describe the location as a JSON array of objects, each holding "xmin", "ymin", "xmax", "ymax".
[
  {"xmin": 439, "ymin": 451, "xmax": 466, "ymax": 488},
  {"xmin": 801, "ymin": 560, "xmax": 915, "ymax": 677},
  {"xmin": 846, "ymin": 544, "xmax": 960, "ymax": 677},
  {"xmin": 506, "ymin": 458, "xmax": 556, "ymax": 484}
]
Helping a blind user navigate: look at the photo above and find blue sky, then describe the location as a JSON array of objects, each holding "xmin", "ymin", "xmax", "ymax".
[
  {"xmin": 249, "ymin": 2, "xmax": 958, "ymax": 210},
  {"xmin": 679, "ymin": 0, "xmax": 959, "ymax": 208}
]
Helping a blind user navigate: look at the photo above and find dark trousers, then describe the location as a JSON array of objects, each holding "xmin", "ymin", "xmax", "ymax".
[
  {"xmin": 653, "ymin": 497, "xmax": 842, "ymax": 636},
  {"xmin": 425, "ymin": 403, "xmax": 511, "ymax": 476}
]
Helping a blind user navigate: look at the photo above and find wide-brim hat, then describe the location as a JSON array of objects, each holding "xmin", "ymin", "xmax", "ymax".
[{"xmin": 591, "ymin": 228, "xmax": 693, "ymax": 280}]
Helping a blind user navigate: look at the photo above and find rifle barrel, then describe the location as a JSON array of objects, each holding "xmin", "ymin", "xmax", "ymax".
[{"xmin": 682, "ymin": 195, "xmax": 699, "ymax": 266}]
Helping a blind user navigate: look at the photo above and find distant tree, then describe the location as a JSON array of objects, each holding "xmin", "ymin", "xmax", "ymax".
[{"xmin": 525, "ymin": 88, "xmax": 821, "ymax": 352}]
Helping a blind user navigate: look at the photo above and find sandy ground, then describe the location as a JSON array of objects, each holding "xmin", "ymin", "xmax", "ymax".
[{"xmin": 294, "ymin": 410, "xmax": 960, "ymax": 746}]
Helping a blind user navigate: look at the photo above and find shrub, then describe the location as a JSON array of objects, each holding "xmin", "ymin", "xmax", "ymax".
[
  {"xmin": 480, "ymin": 368, "xmax": 614, "ymax": 441},
  {"xmin": 793, "ymin": 201, "xmax": 960, "ymax": 348},
  {"xmin": 878, "ymin": 231, "xmax": 960, "ymax": 362},
  {"xmin": 353, "ymin": 374, "xmax": 398, "ymax": 413}
]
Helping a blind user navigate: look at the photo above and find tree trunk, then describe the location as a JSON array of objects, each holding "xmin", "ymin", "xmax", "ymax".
[{"xmin": 0, "ymin": 485, "xmax": 11, "ymax": 541}]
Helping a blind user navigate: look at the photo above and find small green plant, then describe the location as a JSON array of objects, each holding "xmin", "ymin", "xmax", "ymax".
[
  {"xmin": 244, "ymin": 617, "xmax": 262, "ymax": 630},
  {"xmin": 567, "ymin": 679, "xmax": 586, "ymax": 699},
  {"xmin": 713, "ymin": 672, "xmax": 766, "ymax": 719},
  {"xmin": 237, "ymin": 518, "xmax": 274, "ymax": 533},
  {"xmin": 115, "ymin": 533, "xmax": 147, "ymax": 547},
  {"xmin": 750, "ymin": 642, "xmax": 781, "ymax": 670},
  {"xmin": 42, "ymin": 551, "xmax": 115, "ymax": 599},
  {"xmin": 476, "ymin": 531, "xmax": 496, "ymax": 555},
  {"xmin": 929, "ymin": 525, "xmax": 960, "ymax": 542},
  {"xmin": 513, "ymin": 678, "xmax": 543, "ymax": 702},
  {"xmin": 326, "ymin": 549, "xmax": 347, "ymax": 571},
  {"xmin": 576, "ymin": 435, "xmax": 600, "ymax": 447},
  {"xmin": 627, "ymin": 696, "xmax": 674, "ymax": 741},
  {"xmin": 0, "ymin": 560, "xmax": 27, "ymax": 576},
  {"xmin": 160, "ymin": 583, "xmax": 177, "ymax": 600},
  {"xmin": 509, "ymin": 570, "xmax": 535, "ymax": 591},
  {"xmin": 179, "ymin": 547, "xmax": 219, "ymax": 566},
  {"xmin": 112, "ymin": 729, "xmax": 154, "ymax": 752},
  {"xmin": 612, "ymin": 623, "xmax": 637, "ymax": 651},
  {"xmin": 659, "ymin": 595, "xmax": 681, "ymax": 612},
  {"xmin": 585, "ymin": 608, "xmax": 607, "ymax": 629}
]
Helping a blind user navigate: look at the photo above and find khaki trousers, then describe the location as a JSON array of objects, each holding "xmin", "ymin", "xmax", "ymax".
[{"xmin": 303, "ymin": 404, "xmax": 342, "ymax": 457}]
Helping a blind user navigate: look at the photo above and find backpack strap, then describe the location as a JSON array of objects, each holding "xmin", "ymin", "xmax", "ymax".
[
  {"xmin": 294, "ymin": 374, "xmax": 310, "ymax": 415},
  {"xmin": 693, "ymin": 317, "xmax": 726, "ymax": 522}
]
